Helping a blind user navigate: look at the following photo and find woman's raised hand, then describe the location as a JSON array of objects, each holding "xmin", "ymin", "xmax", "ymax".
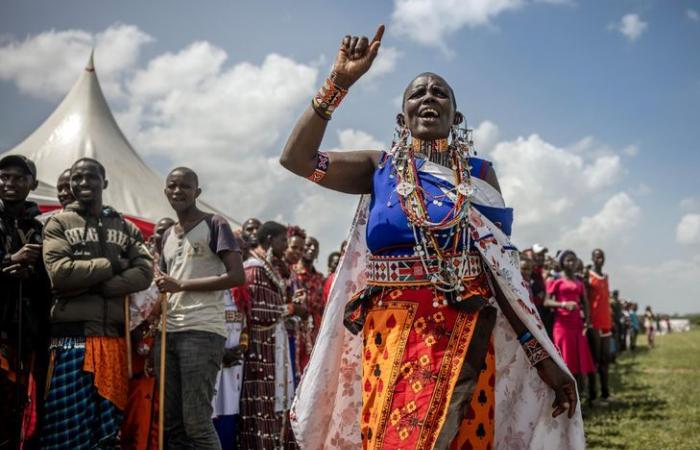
[{"xmin": 331, "ymin": 25, "xmax": 385, "ymax": 88}]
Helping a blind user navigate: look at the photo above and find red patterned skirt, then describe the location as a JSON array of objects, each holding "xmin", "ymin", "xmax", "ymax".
[{"xmin": 349, "ymin": 271, "xmax": 497, "ymax": 450}]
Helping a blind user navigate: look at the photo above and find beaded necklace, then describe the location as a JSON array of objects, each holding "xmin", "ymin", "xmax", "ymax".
[
  {"xmin": 389, "ymin": 126, "xmax": 476, "ymax": 305},
  {"xmin": 251, "ymin": 247, "xmax": 287, "ymax": 296}
]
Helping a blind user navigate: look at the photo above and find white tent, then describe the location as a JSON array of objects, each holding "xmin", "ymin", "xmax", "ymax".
[{"xmin": 1, "ymin": 51, "xmax": 238, "ymax": 232}]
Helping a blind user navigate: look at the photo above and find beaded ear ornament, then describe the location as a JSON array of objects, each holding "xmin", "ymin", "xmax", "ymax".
[{"xmin": 388, "ymin": 123, "xmax": 478, "ymax": 306}]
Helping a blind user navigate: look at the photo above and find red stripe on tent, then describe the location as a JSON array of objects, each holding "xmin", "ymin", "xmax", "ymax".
[{"xmin": 38, "ymin": 204, "xmax": 155, "ymax": 239}]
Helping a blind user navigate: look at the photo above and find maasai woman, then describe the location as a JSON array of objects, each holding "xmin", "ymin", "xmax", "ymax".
[
  {"xmin": 240, "ymin": 221, "xmax": 297, "ymax": 449},
  {"xmin": 545, "ymin": 250, "xmax": 595, "ymax": 392},
  {"xmin": 281, "ymin": 26, "xmax": 584, "ymax": 449},
  {"xmin": 586, "ymin": 248, "xmax": 613, "ymax": 404},
  {"xmin": 284, "ymin": 226, "xmax": 307, "ymax": 383},
  {"xmin": 292, "ymin": 236, "xmax": 325, "ymax": 373}
]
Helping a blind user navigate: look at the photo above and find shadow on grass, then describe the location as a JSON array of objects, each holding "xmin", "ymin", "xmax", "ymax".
[{"xmin": 584, "ymin": 349, "xmax": 668, "ymax": 450}]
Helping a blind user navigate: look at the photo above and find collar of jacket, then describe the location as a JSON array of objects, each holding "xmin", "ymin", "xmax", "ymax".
[{"xmin": 0, "ymin": 199, "xmax": 41, "ymax": 220}]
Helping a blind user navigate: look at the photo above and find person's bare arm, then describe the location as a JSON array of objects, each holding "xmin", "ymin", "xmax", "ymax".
[
  {"xmin": 279, "ymin": 26, "xmax": 385, "ymax": 195},
  {"xmin": 155, "ymin": 250, "xmax": 244, "ymax": 293},
  {"xmin": 490, "ymin": 273, "xmax": 577, "ymax": 418}
]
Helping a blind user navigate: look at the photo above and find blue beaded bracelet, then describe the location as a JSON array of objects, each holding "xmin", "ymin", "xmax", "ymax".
[{"xmin": 517, "ymin": 330, "xmax": 533, "ymax": 344}]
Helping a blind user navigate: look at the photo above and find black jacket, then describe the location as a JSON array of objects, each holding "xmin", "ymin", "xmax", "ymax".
[{"xmin": 0, "ymin": 200, "xmax": 51, "ymax": 353}]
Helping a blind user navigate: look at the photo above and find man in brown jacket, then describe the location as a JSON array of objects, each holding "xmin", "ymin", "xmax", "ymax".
[{"xmin": 39, "ymin": 158, "xmax": 153, "ymax": 448}]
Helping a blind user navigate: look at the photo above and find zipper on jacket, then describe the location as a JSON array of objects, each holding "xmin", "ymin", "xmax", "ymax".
[{"xmin": 97, "ymin": 216, "xmax": 108, "ymax": 335}]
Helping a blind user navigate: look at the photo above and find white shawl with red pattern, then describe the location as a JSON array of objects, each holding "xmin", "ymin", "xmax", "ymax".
[{"xmin": 291, "ymin": 190, "xmax": 586, "ymax": 449}]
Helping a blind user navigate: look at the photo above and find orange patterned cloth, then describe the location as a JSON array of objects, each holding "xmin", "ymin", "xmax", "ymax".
[
  {"xmin": 83, "ymin": 336, "xmax": 128, "ymax": 411},
  {"xmin": 359, "ymin": 274, "xmax": 495, "ymax": 449},
  {"xmin": 450, "ymin": 338, "xmax": 495, "ymax": 450}
]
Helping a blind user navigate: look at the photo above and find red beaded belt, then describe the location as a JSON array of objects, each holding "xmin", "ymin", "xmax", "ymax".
[{"xmin": 365, "ymin": 253, "xmax": 483, "ymax": 286}]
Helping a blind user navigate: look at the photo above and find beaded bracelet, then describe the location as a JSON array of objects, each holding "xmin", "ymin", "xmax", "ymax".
[
  {"xmin": 522, "ymin": 336, "xmax": 550, "ymax": 367},
  {"xmin": 311, "ymin": 77, "xmax": 348, "ymax": 120},
  {"xmin": 517, "ymin": 330, "xmax": 533, "ymax": 344},
  {"xmin": 307, "ymin": 151, "xmax": 330, "ymax": 183}
]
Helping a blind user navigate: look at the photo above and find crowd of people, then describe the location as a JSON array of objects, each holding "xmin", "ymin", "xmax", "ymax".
[
  {"xmin": 0, "ymin": 152, "xmax": 352, "ymax": 449},
  {"xmin": 1, "ymin": 25, "xmax": 680, "ymax": 450},
  {"xmin": 518, "ymin": 244, "xmax": 666, "ymax": 409}
]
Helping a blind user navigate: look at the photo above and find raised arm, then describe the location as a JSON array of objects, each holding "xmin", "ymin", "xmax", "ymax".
[{"xmin": 279, "ymin": 25, "xmax": 385, "ymax": 194}]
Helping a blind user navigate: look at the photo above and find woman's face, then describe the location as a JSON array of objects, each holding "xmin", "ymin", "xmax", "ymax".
[
  {"xmin": 592, "ymin": 249, "xmax": 605, "ymax": 268},
  {"xmin": 562, "ymin": 253, "xmax": 578, "ymax": 273},
  {"xmin": 402, "ymin": 74, "xmax": 457, "ymax": 140},
  {"xmin": 520, "ymin": 259, "xmax": 534, "ymax": 280},
  {"xmin": 285, "ymin": 235, "xmax": 305, "ymax": 264}
]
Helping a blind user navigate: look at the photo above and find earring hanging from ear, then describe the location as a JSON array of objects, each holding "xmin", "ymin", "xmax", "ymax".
[{"xmin": 392, "ymin": 121, "xmax": 410, "ymax": 155}]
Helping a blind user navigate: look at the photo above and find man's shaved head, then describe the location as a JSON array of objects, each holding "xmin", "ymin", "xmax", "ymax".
[{"xmin": 167, "ymin": 166, "xmax": 199, "ymax": 187}]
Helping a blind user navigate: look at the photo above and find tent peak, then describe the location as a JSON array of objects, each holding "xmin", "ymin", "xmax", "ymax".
[{"xmin": 85, "ymin": 48, "xmax": 95, "ymax": 72}]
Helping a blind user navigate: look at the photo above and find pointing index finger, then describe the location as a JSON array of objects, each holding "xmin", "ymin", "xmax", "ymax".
[{"xmin": 371, "ymin": 24, "xmax": 385, "ymax": 45}]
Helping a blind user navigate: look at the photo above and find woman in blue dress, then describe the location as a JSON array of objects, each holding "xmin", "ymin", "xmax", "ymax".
[{"xmin": 280, "ymin": 25, "xmax": 585, "ymax": 450}]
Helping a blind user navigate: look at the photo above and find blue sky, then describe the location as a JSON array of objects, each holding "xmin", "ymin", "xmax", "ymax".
[{"xmin": 1, "ymin": 0, "xmax": 699, "ymax": 313}]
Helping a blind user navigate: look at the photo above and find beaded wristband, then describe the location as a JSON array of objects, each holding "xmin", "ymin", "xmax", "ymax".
[
  {"xmin": 307, "ymin": 151, "xmax": 330, "ymax": 183},
  {"xmin": 311, "ymin": 77, "xmax": 348, "ymax": 120},
  {"xmin": 517, "ymin": 330, "xmax": 533, "ymax": 344},
  {"xmin": 522, "ymin": 336, "xmax": 550, "ymax": 367}
]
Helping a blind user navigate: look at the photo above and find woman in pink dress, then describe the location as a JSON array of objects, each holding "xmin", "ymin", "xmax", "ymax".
[{"xmin": 545, "ymin": 250, "xmax": 595, "ymax": 390}]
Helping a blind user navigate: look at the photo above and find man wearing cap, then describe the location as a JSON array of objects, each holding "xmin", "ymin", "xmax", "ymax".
[{"xmin": 0, "ymin": 154, "xmax": 52, "ymax": 448}]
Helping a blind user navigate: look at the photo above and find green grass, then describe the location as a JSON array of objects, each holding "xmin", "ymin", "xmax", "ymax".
[{"xmin": 584, "ymin": 329, "xmax": 700, "ymax": 450}]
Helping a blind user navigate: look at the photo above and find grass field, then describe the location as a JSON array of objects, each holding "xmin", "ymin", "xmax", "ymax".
[{"xmin": 584, "ymin": 328, "xmax": 700, "ymax": 449}]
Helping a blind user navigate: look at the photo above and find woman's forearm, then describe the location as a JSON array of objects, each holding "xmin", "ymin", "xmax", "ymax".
[{"xmin": 279, "ymin": 106, "xmax": 330, "ymax": 177}]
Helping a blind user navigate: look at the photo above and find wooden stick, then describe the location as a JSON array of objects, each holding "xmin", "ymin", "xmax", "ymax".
[
  {"xmin": 125, "ymin": 296, "xmax": 132, "ymax": 379},
  {"xmin": 158, "ymin": 293, "xmax": 167, "ymax": 450}
]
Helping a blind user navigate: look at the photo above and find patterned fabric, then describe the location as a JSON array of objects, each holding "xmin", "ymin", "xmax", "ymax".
[
  {"xmin": 365, "ymin": 253, "xmax": 482, "ymax": 286},
  {"xmin": 450, "ymin": 338, "xmax": 495, "ymax": 450},
  {"xmin": 292, "ymin": 263, "xmax": 325, "ymax": 372},
  {"xmin": 40, "ymin": 341, "xmax": 122, "ymax": 449},
  {"xmin": 240, "ymin": 259, "xmax": 293, "ymax": 449},
  {"xmin": 291, "ymin": 194, "xmax": 586, "ymax": 450},
  {"xmin": 359, "ymin": 283, "xmax": 494, "ymax": 449}
]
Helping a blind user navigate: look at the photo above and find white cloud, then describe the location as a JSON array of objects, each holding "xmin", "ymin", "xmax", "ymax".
[
  {"xmin": 122, "ymin": 47, "xmax": 319, "ymax": 227},
  {"xmin": 0, "ymin": 24, "xmax": 153, "ymax": 100},
  {"xmin": 473, "ymin": 120, "xmax": 500, "ymax": 154},
  {"xmin": 335, "ymin": 129, "xmax": 385, "ymax": 150},
  {"xmin": 487, "ymin": 132, "xmax": 621, "ymax": 228},
  {"xmin": 391, "ymin": 0, "xmax": 524, "ymax": 51},
  {"xmin": 128, "ymin": 41, "xmax": 226, "ymax": 100},
  {"xmin": 676, "ymin": 214, "xmax": 700, "ymax": 244},
  {"xmin": 687, "ymin": 9, "xmax": 700, "ymax": 22},
  {"xmin": 610, "ymin": 14, "xmax": 648, "ymax": 42},
  {"xmin": 359, "ymin": 46, "xmax": 402, "ymax": 84},
  {"xmin": 559, "ymin": 192, "xmax": 641, "ymax": 251}
]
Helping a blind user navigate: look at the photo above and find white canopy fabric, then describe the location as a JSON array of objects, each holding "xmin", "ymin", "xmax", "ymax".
[{"xmin": 1, "ymin": 51, "xmax": 238, "ymax": 227}]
